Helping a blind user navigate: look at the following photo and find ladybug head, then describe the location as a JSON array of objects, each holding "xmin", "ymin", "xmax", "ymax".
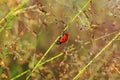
[{"xmin": 64, "ymin": 32, "xmax": 68, "ymax": 36}]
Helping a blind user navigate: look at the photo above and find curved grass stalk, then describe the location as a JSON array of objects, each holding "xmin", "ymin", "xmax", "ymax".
[{"xmin": 73, "ymin": 32, "xmax": 120, "ymax": 80}]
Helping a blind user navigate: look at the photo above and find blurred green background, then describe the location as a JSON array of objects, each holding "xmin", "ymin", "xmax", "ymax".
[{"xmin": 0, "ymin": 0, "xmax": 120, "ymax": 80}]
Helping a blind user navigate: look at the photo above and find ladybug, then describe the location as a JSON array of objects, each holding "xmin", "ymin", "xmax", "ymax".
[{"xmin": 56, "ymin": 32, "xmax": 68, "ymax": 45}]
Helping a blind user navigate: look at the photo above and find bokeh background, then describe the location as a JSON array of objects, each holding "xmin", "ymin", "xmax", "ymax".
[{"xmin": 0, "ymin": 0, "xmax": 120, "ymax": 80}]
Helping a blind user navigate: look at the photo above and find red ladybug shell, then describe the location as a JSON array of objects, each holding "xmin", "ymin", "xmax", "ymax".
[
  {"xmin": 56, "ymin": 32, "xmax": 68, "ymax": 45},
  {"xmin": 59, "ymin": 33, "xmax": 68, "ymax": 43}
]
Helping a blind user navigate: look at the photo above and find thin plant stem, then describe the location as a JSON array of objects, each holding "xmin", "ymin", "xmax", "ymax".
[
  {"xmin": 26, "ymin": 0, "xmax": 92, "ymax": 79},
  {"xmin": 73, "ymin": 32, "xmax": 120, "ymax": 80},
  {"xmin": 63, "ymin": 0, "xmax": 92, "ymax": 32},
  {"xmin": 11, "ymin": 53, "xmax": 63, "ymax": 80},
  {"xmin": 88, "ymin": 45, "xmax": 116, "ymax": 80},
  {"xmin": 39, "ymin": 47, "xmax": 75, "ymax": 67},
  {"xmin": 14, "ymin": 5, "xmax": 36, "ymax": 15},
  {"xmin": 10, "ymin": 70, "xmax": 30, "ymax": 80},
  {"xmin": 11, "ymin": 47, "xmax": 75, "ymax": 80},
  {"xmin": 0, "ymin": 0, "xmax": 29, "ymax": 33},
  {"xmin": 84, "ymin": 31, "xmax": 118, "ymax": 45},
  {"xmin": 39, "ymin": 53, "xmax": 63, "ymax": 66}
]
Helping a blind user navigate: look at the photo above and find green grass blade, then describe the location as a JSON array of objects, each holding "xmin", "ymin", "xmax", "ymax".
[
  {"xmin": 0, "ymin": 0, "xmax": 29, "ymax": 33},
  {"xmin": 73, "ymin": 32, "xmax": 120, "ymax": 80}
]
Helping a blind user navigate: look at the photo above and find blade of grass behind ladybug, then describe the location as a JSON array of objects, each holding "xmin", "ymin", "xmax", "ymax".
[
  {"xmin": 77, "ymin": 7, "xmax": 91, "ymax": 29},
  {"xmin": 63, "ymin": 0, "xmax": 92, "ymax": 32}
]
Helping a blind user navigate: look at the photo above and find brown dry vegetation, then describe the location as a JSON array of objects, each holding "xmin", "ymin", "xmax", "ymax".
[{"xmin": 0, "ymin": 0, "xmax": 120, "ymax": 80}]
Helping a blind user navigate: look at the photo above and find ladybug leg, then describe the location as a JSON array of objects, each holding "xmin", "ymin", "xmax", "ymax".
[
  {"xmin": 60, "ymin": 31, "xmax": 65, "ymax": 37},
  {"xmin": 56, "ymin": 41, "xmax": 62, "ymax": 45}
]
